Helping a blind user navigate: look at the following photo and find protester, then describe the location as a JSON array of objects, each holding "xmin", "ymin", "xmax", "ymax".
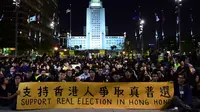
[
  {"xmin": 57, "ymin": 70, "xmax": 67, "ymax": 82},
  {"xmin": 76, "ymin": 67, "xmax": 90, "ymax": 81},
  {"xmin": 85, "ymin": 69, "xmax": 97, "ymax": 82},
  {"xmin": 0, "ymin": 77, "xmax": 20, "ymax": 108},
  {"xmin": 170, "ymin": 74, "xmax": 193, "ymax": 111}
]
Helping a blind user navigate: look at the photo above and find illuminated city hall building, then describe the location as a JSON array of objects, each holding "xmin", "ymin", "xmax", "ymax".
[{"xmin": 67, "ymin": 0, "xmax": 125, "ymax": 50}]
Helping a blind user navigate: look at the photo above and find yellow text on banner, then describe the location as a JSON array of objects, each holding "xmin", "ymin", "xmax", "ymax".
[{"xmin": 17, "ymin": 82, "xmax": 174, "ymax": 110}]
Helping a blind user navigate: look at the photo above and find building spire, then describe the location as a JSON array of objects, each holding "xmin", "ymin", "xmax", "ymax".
[{"xmin": 92, "ymin": 0, "xmax": 100, "ymax": 3}]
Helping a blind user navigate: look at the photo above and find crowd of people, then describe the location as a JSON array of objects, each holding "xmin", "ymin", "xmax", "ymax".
[{"xmin": 0, "ymin": 53, "xmax": 200, "ymax": 111}]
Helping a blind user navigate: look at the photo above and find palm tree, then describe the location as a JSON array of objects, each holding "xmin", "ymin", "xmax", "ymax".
[
  {"xmin": 113, "ymin": 45, "xmax": 117, "ymax": 50},
  {"xmin": 74, "ymin": 45, "xmax": 79, "ymax": 50},
  {"xmin": 118, "ymin": 43, "xmax": 124, "ymax": 50},
  {"xmin": 111, "ymin": 45, "xmax": 114, "ymax": 50},
  {"xmin": 111, "ymin": 45, "xmax": 117, "ymax": 50}
]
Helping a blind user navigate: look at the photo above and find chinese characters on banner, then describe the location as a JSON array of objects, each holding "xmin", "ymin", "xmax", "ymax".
[{"xmin": 17, "ymin": 82, "xmax": 174, "ymax": 110}]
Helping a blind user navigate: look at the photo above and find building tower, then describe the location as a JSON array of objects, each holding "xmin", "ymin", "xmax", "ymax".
[{"xmin": 86, "ymin": 0, "xmax": 106, "ymax": 49}]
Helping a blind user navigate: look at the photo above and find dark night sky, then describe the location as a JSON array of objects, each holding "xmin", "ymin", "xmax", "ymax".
[{"xmin": 58, "ymin": 0, "xmax": 199, "ymax": 45}]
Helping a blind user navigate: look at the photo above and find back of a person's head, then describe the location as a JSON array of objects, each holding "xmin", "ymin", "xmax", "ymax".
[
  {"xmin": 75, "ymin": 66, "xmax": 80, "ymax": 70},
  {"xmin": 125, "ymin": 68, "xmax": 133, "ymax": 74},
  {"xmin": 178, "ymin": 72, "xmax": 187, "ymax": 79},
  {"xmin": 60, "ymin": 70, "xmax": 66, "ymax": 74}
]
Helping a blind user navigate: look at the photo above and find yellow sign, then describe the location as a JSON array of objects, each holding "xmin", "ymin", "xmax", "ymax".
[
  {"xmin": 10, "ymin": 48, "xmax": 16, "ymax": 51},
  {"xmin": 129, "ymin": 54, "xmax": 132, "ymax": 59},
  {"xmin": 93, "ymin": 54, "xmax": 97, "ymax": 58},
  {"xmin": 69, "ymin": 50, "xmax": 74, "ymax": 55},
  {"xmin": 59, "ymin": 52, "xmax": 64, "ymax": 56},
  {"xmin": 17, "ymin": 82, "xmax": 174, "ymax": 110},
  {"xmin": 99, "ymin": 50, "xmax": 105, "ymax": 55}
]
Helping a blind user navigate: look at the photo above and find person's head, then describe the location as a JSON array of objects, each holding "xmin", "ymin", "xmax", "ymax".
[
  {"xmin": 105, "ymin": 64, "xmax": 109, "ymax": 69},
  {"xmin": 89, "ymin": 64, "xmax": 93, "ymax": 69},
  {"xmin": 142, "ymin": 63, "xmax": 146, "ymax": 67},
  {"xmin": 0, "ymin": 77, "xmax": 9, "ymax": 85},
  {"xmin": 147, "ymin": 65, "xmax": 151, "ymax": 69},
  {"xmin": 160, "ymin": 66, "xmax": 164, "ymax": 71},
  {"xmin": 14, "ymin": 75, "xmax": 22, "ymax": 85},
  {"xmin": 35, "ymin": 70, "xmax": 40, "ymax": 75},
  {"xmin": 111, "ymin": 67, "xmax": 116, "ymax": 72},
  {"xmin": 143, "ymin": 66, "xmax": 147, "ymax": 71},
  {"xmin": 135, "ymin": 63, "xmax": 139, "ymax": 68},
  {"xmin": 140, "ymin": 67, "xmax": 144, "ymax": 71},
  {"xmin": 0, "ymin": 70, "xmax": 3, "ymax": 75},
  {"xmin": 170, "ymin": 65, "xmax": 174, "ymax": 70},
  {"xmin": 116, "ymin": 64, "xmax": 122, "ymax": 69},
  {"xmin": 89, "ymin": 69, "xmax": 96, "ymax": 78},
  {"xmin": 112, "ymin": 72, "xmax": 121, "ymax": 82},
  {"xmin": 177, "ymin": 74, "xmax": 186, "ymax": 85},
  {"xmin": 41, "ymin": 65, "xmax": 46, "ymax": 70},
  {"xmin": 41, "ymin": 69, "xmax": 46, "ymax": 76},
  {"xmin": 12, "ymin": 62, "xmax": 17, "ymax": 67},
  {"xmin": 195, "ymin": 75, "xmax": 200, "ymax": 83},
  {"xmin": 180, "ymin": 60, "xmax": 185, "ymax": 66},
  {"xmin": 66, "ymin": 70, "xmax": 73, "ymax": 77},
  {"xmin": 97, "ymin": 68, "xmax": 103, "ymax": 75},
  {"xmin": 75, "ymin": 66, "xmax": 80, "ymax": 72},
  {"xmin": 59, "ymin": 70, "xmax": 66, "ymax": 80},
  {"xmin": 83, "ymin": 67, "xmax": 89, "ymax": 74},
  {"xmin": 20, "ymin": 63, "xmax": 24, "ymax": 67},
  {"xmin": 10, "ymin": 67, "xmax": 15, "ymax": 73},
  {"xmin": 125, "ymin": 70, "xmax": 132, "ymax": 79},
  {"xmin": 152, "ymin": 73, "xmax": 159, "ymax": 82},
  {"xmin": 64, "ymin": 62, "xmax": 69, "ymax": 66}
]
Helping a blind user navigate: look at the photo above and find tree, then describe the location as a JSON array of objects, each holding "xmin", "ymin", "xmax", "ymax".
[
  {"xmin": 118, "ymin": 43, "xmax": 124, "ymax": 50},
  {"xmin": 124, "ymin": 41, "xmax": 131, "ymax": 52},
  {"xmin": 111, "ymin": 45, "xmax": 114, "ymax": 50},
  {"xmin": 113, "ymin": 45, "xmax": 117, "ymax": 50},
  {"xmin": 74, "ymin": 45, "xmax": 79, "ymax": 50},
  {"xmin": 111, "ymin": 45, "xmax": 117, "ymax": 50}
]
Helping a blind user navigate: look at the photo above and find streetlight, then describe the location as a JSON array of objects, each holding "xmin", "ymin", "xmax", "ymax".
[
  {"xmin": 175, "ymin": 0, "xmax": 182, "ymax": 52},
  {"xmin": 139, "ymin": 19, "xmax": 145, "ymax": 56},
  {"xmin": 140, "ymin": 20, "xmax": 145, "ymax": 25},
  {"xmin": 54, "ymin": 47, "xmax": 58, "ymax": 51},
  {"xmin": 124, "ymin": 32, "xmax": 126, "ymax": 38},
  {"xmin": 50, "ymin": 21, "xmax": 55, "ymax": 29},
  {"xmin": 13, "ymin": 0, "xmax": 21, "ymax": 57}
]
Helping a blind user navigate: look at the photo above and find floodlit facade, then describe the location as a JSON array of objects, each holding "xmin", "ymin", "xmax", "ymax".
[{"xmin": 67, "ymin": 0, "xmax": 124, "ymax": 50}]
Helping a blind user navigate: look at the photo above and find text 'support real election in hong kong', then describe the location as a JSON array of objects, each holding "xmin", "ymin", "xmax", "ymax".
[{"xmin": 17, "ymin": 82, "xmax": 174, "ymax": 110}]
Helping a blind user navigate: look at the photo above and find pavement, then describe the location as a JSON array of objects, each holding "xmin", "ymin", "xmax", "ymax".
[{"xmin": 0, "ymin": 108, "xmax": 165, "ymax": 112}]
